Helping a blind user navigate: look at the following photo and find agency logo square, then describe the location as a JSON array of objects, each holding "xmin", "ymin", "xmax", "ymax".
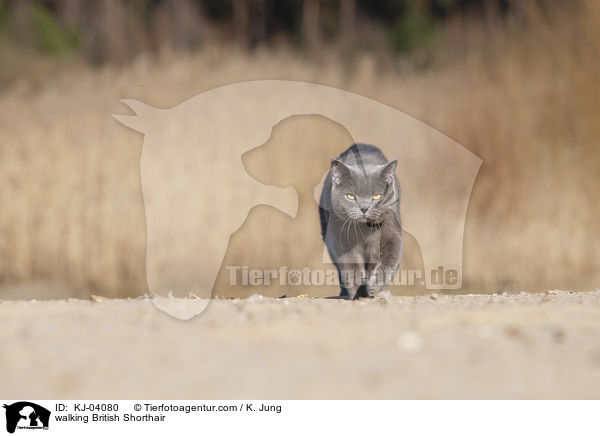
[{"xmin": 3, "ymin": 402, "xmax": 50, "ymax": 434}]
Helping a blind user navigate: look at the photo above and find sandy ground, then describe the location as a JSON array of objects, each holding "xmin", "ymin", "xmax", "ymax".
[{"xmin": 2, "ymin": 290, "xmax": 600, "ymax": 399}]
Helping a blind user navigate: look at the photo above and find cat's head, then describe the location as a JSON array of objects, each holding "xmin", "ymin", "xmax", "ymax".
[{"xmin": 330, "ymin": 158, "xmax": 398, "ymax": 222}]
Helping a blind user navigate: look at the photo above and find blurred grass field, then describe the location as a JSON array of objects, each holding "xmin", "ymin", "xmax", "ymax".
[{"xmin": 1, "ymin": 1, "xmax": 599, "ymax": 299}]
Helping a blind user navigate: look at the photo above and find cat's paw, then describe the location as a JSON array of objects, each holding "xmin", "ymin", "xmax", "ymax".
[{"xmin": 375, "ymin": 289, "xmax": 392, "ymax": 299}]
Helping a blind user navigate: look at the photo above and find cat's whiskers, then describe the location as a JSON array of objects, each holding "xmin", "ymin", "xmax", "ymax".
[
  {"xmin": 339, "ymin": 218, "xmax": 350, "ymax": 247},
  {"xmin": 342, "ymin": 217, "xmax": 356, "ymax": 248},
  {"xmin": 345, "ymin": 219, "xmax": 353, "ymax": 247},
  {"xmin": 353, "ymin": 219, "xmax": 359, "ymax": 243},
  {"xmin": 355, "ymin": 218, "xmax": 367, "ymax": 239}
]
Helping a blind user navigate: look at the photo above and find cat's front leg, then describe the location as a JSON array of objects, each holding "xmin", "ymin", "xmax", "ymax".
[
  {"xmin": 366, "ymin": 263, "xmax": 398, "ymax": 295},
  {"xmin": 337, "ymin": 264, "xmax": 366, "ymax": 299},
  {"xmin": 367, "ymin": 223, "xmax": 403, "ymax": 295}
]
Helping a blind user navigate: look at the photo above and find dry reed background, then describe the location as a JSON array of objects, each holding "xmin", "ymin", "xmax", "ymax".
[{"xmin": 1, "ymin": 1, "xmax": 599, "ymax": 299}]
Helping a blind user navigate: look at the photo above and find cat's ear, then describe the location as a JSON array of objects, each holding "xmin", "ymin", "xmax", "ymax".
[
  {"xmin": 331, "ymin": 159, "xmax": 350, "ymax": 185},
  {"xmin": 380, "ymin": 159, "xmax": 398, "ymax": 184}
]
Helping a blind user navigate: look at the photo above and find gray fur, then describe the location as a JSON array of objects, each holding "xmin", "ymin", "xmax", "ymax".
[{"xmin": 319, "ymin": 143, "xmax": 403, "ymax": 299}]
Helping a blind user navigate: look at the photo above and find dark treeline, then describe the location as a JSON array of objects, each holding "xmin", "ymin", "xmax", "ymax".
[{"xmin": 0, "ymin": 0, "xmax": 543, "ymax": 63}]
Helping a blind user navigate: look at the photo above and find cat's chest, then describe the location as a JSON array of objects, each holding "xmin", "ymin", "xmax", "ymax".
[
  {"xmin": 342, "ymin": 223, "xmax": 382, "ymax": 249},
  {"xmin": 363, "ymin": 227, "xmax": 384, "ymax": 253}
]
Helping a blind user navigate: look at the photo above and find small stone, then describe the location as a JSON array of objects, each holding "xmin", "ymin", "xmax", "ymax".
[
  {"xmin": 396, "ymin": 332, "xmax": 423, "ymax": 352},
  {"xmin": 248, "ymin": 294, "xmax": 264, "ymax": 302},
  {"xmin": 553, "ymin": 329, "xmax": 565, "ymax": 343},
  {"xmin": 90, "ymin": 294, "xmax": 109, "ymax": 302},
  {"xmin": 505, "ymin": 326, "xmax": 521, "ymax": 338}
]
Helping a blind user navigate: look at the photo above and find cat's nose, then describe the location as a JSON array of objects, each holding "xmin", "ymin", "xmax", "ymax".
[{"xmin": 360, "ymin": 207, "xmax": 368, "ymax": 214}]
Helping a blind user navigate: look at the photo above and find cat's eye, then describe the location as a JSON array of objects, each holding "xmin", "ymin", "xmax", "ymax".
[
  {"xmin": 346, "ymin": 193, "xmax": 355, "ymax": 200},
  {"xmin": 372, "ymin": 194, "xmax": 382, "ymax": 200}
]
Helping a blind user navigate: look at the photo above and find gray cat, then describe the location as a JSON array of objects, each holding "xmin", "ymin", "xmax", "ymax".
[{"xmin": 319, "ymin": 143, "xmax": 403, "ymax": 299}]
